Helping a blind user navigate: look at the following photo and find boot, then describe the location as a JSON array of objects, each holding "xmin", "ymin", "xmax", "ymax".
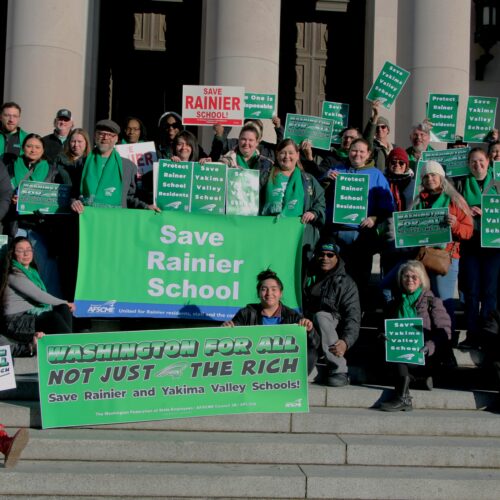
[
  {"xmin": 380, "ymin": 376, "xmax": 413, "ymax": 412},
  {"xmin": 0, "ymin": 427, "xmax": 29, "ymax": 468}
]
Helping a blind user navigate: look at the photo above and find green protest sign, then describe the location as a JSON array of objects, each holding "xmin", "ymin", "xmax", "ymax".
[
  {"xmin": 284, "ymin": 114, "xmax": 333, "ymax": 150},
  {"xmin": 191, "ymin": 162, "xmax": 227, "ymax": 214},
  {"xmin": 421, "ymin": 148, "xmax": 471, "ymax": 177},
  {"xmin": 321, "ymin": 102, "xmax": 349, "ymax": 144},
  {"xmin": 156, "ymin": 160, "xmax": 193, "ymax": 212},
  {"xmin": 413, "ymin": 160, "xmax": 425, "ymax": 199},
  {"xmin": 427, "ymin": 94, "xmax": 459, "ymax": 143},
  {"xmin": 226, "ymin": 169, "xmax": 259, "ymax": 216},
  {"xmin": 244, "ymin": 93, "xmax": 276, "ymax": 119},
  {"xmin": 17, "ymin": 181, "xmax": 72, "ymax": 215},
  {"xmin": 464, "ymin": 96, "xmax": 498, "ymax": 142},
  {"xmin": 481, "ymin": 195, "xmax": 500, "ymax": 248},
  {"xmin": 385, "ymin": 318, "xmax": 425, "ymax": 365},
  {"xmin": 366, "ymin": 61, "xmax": 410, "ymax": 110},
  {"xmin": 394, "ymin": 208, "xmax": 451, "ymax": 248},
  {"xmin": 74, "ymin": 208, "xmax": 303, "ymax": 320},
  {"xmin": 332, "ymin": 173, "xmax": 369, "ymax": 224},
  {"xmin": 494, "ymin": 161, "xmax": 500, "ymax": 182},
  {"xmin": 37, "ymin": 325, "xmax": 309, "ymax": 428}
]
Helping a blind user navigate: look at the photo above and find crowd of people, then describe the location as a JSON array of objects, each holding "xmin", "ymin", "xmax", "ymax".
[{"xmin": 0, "ymin": 96, "xmax": 499, "ymax": 465}]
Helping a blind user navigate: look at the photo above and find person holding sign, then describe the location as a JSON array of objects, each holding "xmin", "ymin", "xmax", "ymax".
[
  {"xmin": 413, "ymin": 161, "xmax": 473, "ymax": 335},
  {"xmin": 456, "ymin": 148, "xmax": 500, "ymax": 349},
  {"xmin": 260, "ymin": 139, "xmax": 325, "ymax": 261},
  {"xmin": 121, "ymin": 116, "xmax": 147, "ymax": 144},
  {"xmin": 364, "ymin": 100, "xmax": 395, "ymax": 172},
  {"xmin": 380, "ymin": 261, "xmax": 452, "ymax": 411},
  {"xmin": 171, "ymin": 130, "xmax": 209, "ymax": 163},
  {"xmin": 0, "ymin": 425, "xmax": 29, "ymax": 468},
  {"xmin": 1, "ymin": 237, "xmax": 73, "ymax": 344},
  {"xmin": 303, "ymin": 238, "xmax": 361, "ymax": 387},
  {"xmin": 221, "ymin": 269, "xmax": 320, "ymax": 374},
  {"xmin": 322, "ymin": 138, "xmax": 393, "ymax": 306},
  {"xmin": 70, "ymin": 120, "xmax": 159, "ymax": 213}
]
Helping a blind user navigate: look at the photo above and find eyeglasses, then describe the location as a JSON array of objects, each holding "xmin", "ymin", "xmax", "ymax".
[
  {"xmin": 376, "ymin": 125, "xmax": 388, "ymax": 130},
  {"xmin": 390, "ymin": 160, "xmax": 407, "ymax": 166},
  {"xmin": 343, "ymin": 136, "xmax": 358, "ymax": 141},
  {"xmin": 166, "ymin": 123, "xmax": 180, "ymax": 129},
  {"xmin": 126, "ymin": 127, "xmax": 140, "ymax": 133},
  {"xmin": 402, "ymin": 273, "xmax": 419, "ymax": 281},
  {"xmin": 15, "ymin": 249, "xmax": 33, "ymax": 255},
  {"xmin": 96, "ymin": 131, "xmax": 116, "ymax": 139},
  {"xmin": 319, "ymin": 252, "xmax": 336, "ymax": 258}
]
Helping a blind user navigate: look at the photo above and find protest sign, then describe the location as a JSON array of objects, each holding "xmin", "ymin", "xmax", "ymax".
[
  {"xmin": 284, "ymin": 114, "xmax": 333, "ymax": 150},
  {"xmin": 74, "ymin": 208, "xmax": 303, "ymax": 320},
  {"xmin": 413, "ymin": 159, "xmax": 425, "ymax": 199},
  {"xmin": 0, "ymin": 346, "xmax": 16, "ymax": 392},
  {"xmin": 191, "ymin": 162, "xmax": 227, "ymax": 215},
  {"xmin": 321, "ymin": 102, "xmax": 349, "ymax": 144},
  {"xmin": 494, "ymin": 161, "xmax": 500, "ymax": 182},
  {"xmin": 37, "ymin": 325, "xmax": 309, "ymax": 428},
  {"xmin": 114, "ymin": 141, "xmax": 157, "ymax": 179},
  {"xmin": 394, "ymin": 208, "xmax": 451, "ymax": 248},
  {"xmin": 226, "ymin": 169, "xmax": 259, "ymax": 216},
  {"xmin": 385, "ymin": 319, "xmax": 425, "ymax": 365},
  {"xmin": 332, "ymin": 173, "xmax": 369, "ymax": 224},
  {"xmin": 421, "ymin": 148, "xmax": 470, "ymax": 177},
  {"xmin": 17, "ymin": 181, "xmax": 71, "ymax": 215},
  {"xmin": 426, "ymin": 94, "xmax": 459, "ymax": 143},
  {"xmin": 481, "ymin": 195, "xmax": 500, "ymax": 248},
  {"xmin": 182, "ymin": 85, "xmax": 245, "ymax": 126},
  {"xmin": 464, "ymin": 96, "xmax": 498, "ymax": 142},
  {"xmin": 156, "ymin": 160, "xmax": 193, "ymax": 212},
  {"xmin": 244, "ymin": 93, "xmax": 276, "ymax": 119},
  {"xmin": 366, "ymin": 61, "xmax": 410, "ymax": 110}
]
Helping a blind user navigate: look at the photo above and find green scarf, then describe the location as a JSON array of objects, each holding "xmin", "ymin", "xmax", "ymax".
[
  {"xmin": 0, "ymin": 128, "xmax": 28, "ymax": 156},
  {"xmin": 462, "ymin": 170, "xmax": 493, "ymax": 207},
  {"xmin": 397, "ymin": 286, "xmax": 422, "ymax": 319},
  {"xmin": 236, "ymin": 150, "xmax": 258, "ymax": 169},
  {"xmin": 12, "ymin": 156, "xmax": 50, "ymax": 189},
  {"xmin": 80, "ymin": 149, "xmax": 123, "ymax": 207},
  {"xmin": 416, "ymin": 191, "xmax": 451, "ymax": 210},
  {"xmin": 12, "ymin": 260, "xmax": 51, "ymax": 314},
  {"xmin": 261, "ymin": 167, "xmax": 304, "ymax": 217}
]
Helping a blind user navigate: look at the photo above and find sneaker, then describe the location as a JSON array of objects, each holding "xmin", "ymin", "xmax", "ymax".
[{"xmin": 326, "ymin": 373, "xmax": 350, "ymax": 387}]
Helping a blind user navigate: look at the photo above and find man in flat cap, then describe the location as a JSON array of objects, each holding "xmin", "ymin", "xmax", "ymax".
[
  {"xmin": 71, "ymin": 119, "xmax": 158, "ymax": 212},
  {"xmin": 303, "ymin": 237, "xmax": 361, "ymax": 387},
  {"xmin": 42, "ymin": 109, "xmax": 74, "ymax": 162}
]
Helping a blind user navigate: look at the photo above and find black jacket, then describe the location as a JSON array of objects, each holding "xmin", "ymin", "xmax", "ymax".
[{"xmin": 303, "ymin": 258, "xmax": 361, "ymax": 348}]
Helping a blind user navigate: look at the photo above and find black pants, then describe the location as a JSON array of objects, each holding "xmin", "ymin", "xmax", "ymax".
[{"xmin": 35, "ymin": 304, "xmax": 73, "ymax": 334}]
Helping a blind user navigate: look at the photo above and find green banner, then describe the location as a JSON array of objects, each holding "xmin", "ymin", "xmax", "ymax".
[
  {"xmin": 481, "ymin": 195, "xmax": 500, "ymax": 248},
  {"xmin": 191, "ymin": 162, "xmax": 227, "ymax": 214},
  {"xmin": 17, "ymin": 181, "xmax": 72, "ymax": 215},
  {"xmin": 226, "ymin": 169, "xmax": 259, "ymax": 216},
  {"xmin": 332, "ymin": 173, "xmax": 369, "ymax": 224},
  {"xmin": 464, "ymin": 96, "xmax": 498, "ymax": 143},
  {"xmin": 284, "ymin": 114, "xmax": 333, "ymax": 150},
  {"xmin": 494, "ymin": 161, "xmax": 500, "ymax": 182},
  {"xmin": 37, "ymin": 325, "xmax": 309, "ymax": 428},
  {"xmin": 427, "ymin": 94, "xmax": 459, "ymax": 143},
  {"xmin": 385, "ymin": 318, "xmax": 425, "ymax": 365},
  {"xmin": 74, "ymin": 208, "xmax": 303, "ymax": 320},
  {"xmin": 366, "ymin": 61, "xmax": 410, "ymax": 110},
  {"xmin": 394, "ymin": 208, "xmax": 451, "ymax": 248},
  {"xmin": 421, "ymin": 148, "xmax": 471, "ymax": 177},
  {"xmin": 244, "ymin": 93, "xmax": 276, "ymax": 119},
  {"xmin": 321, "ymin": 102, "xmax": 349, "ymax": 144},
  {"xmin": 156, "ymin": 160, "xmax": 193, "ymax": 212}
]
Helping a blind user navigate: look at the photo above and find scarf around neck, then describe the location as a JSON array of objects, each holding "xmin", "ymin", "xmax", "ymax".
[{"xmin": 261, "ymin": 167, "xmax": 304, "ymax": 217}]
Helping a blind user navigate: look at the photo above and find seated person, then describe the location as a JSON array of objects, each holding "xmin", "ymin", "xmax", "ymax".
[
  {"xmin": 221, "ymin": 269, "xmax": 319, "ymax": 374},
  {"xmin": 1, "ymin": 237, "xmax": 74, "ymax": 346},
  {"xmin": 303, "ymin": 238, "xmax": 361, "ymax": 387}
]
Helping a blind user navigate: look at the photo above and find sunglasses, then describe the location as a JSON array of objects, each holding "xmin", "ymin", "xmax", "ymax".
[
  {"xmin": 390, "ymin": 160, "xmax": 407, "ymax": 166},
  {"xmin": 319, "ymin": 251, "xmax": 336, "ymax": 258},
  {"xmin": 376, "ymin": 125, "xmax": 388, "ymax": 130},
  {"xmin": 166, "ymin": 123, "xmax": 180, "ymax": 129}
]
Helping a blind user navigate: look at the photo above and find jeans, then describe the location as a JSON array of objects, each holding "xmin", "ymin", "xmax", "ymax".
[{"xmin": 313, "ymin": 311, "xmax": 347, "ymax": 374}]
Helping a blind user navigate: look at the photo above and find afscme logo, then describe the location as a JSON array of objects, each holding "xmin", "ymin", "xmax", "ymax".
[{"xmin": 87, "ymin": 300, "xmax": 117, "ymax": 314}]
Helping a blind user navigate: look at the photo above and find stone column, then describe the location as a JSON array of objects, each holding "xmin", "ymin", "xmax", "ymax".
[
  {"xmin": 199, "ymin": 0, "xmax": 281, "ymax": 147},
  {"xmin": 4, "ymin": 0, "xmax": 90, "ymax": 135}
]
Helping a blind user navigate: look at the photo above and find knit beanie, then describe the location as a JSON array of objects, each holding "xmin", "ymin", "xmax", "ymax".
[
  {"xmin": 420, "ymin": 160, "xmax": 445, "ymax": 178},
  {"xmin": 387, "ymin": 147, "xmax": 409, "ymax": 166}
]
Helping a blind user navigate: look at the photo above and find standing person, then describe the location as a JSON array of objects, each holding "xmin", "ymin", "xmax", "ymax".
[
  {"xmin": 322, "ymin": 138, "xmax": 394, "ymax": 307},
  {"xmin": 412, "ymin": 160, "xmax": 473, "ymax": 336},
  {"xmin": 260, "ymin": 138, "xmax": 325, "ymax": 263},
  {"xmin": 364, "ymin": 100, "xmax": 395, "ymax": 171},
  {"xmin": 42, "ymin": 109, "xmax": 74, "ymax": 162},
  {"xmin": 406, "ymin": 122, "xmax": 432, "ymax": 172},
  {"xmin": 0, "ymin": 425, "xmax": 29, "ymax": 468},
  {"xmin": 171, "ymin": 130, "xmax": 209, "ymax": 163},
  {"xmin": 221, "ymin": 269, "xmax": 319, "ymax": 374},
  {"xmin": 157, "ymin": 112, "xmax": 184, "ymax": 160},
  {"xmin": 303, "ymin": 238, "xmax": 361, "ymax": 387},
  {"xmin": 456, "ymin": 148, "xmax": 500, "ymax": 348},
  {"xmin": 0, "ymin": 102, "xmax": 28, "ymax": 167},
  {"xmin": 488, "ymin": 140, "xmax": 500, "ymax": 163},
  {"xmin": 70, "ymin": 120, "xmax": 159, "ymax": 213},
  {"xmin": 380, "ymin": 261, "xmax": 452, "ymax": 411},
  {"xmin": 121, "ymin": 116, "xmax": 147, "ymax": 144}
]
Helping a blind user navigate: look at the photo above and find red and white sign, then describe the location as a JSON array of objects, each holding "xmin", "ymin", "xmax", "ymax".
[
  {"xmin": 114, "ymin": 141, "xmax": 157, "ymax": 178},
  {"xmin": 182, "ymin": 85, "xmax": 245, "ymax": 126}
]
